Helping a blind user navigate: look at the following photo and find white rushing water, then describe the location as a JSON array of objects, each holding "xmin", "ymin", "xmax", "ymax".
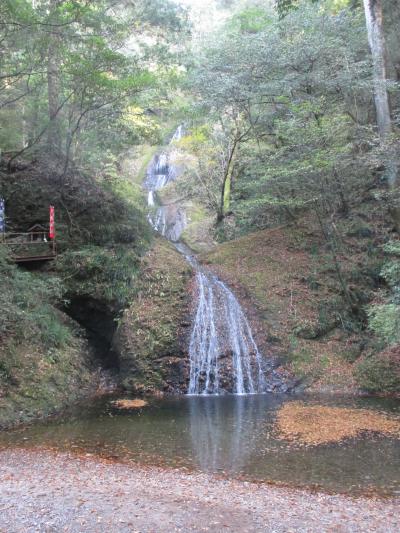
[
  {"xmin": 145, "ymin": 127, "xmax": 186, "ymax": 242},
  {"xmin": 188, "ymin": 271, "xmax": 266, "ymax": 395},
  {"xmin": 145, "ymin": 126, "xmax": 270, "ymax": 395}
]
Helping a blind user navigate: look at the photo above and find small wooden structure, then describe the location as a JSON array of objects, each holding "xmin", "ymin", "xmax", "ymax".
[
  {"xmin": 0, "ymin": 203, "xmax": 57, "ymax": 263},
  {"xmin": 27, "ymin": 223, "xmax": 48, "ymax": 241}
]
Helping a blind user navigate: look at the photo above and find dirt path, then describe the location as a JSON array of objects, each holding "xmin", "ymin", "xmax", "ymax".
[{"xmin": 0, "ymin": 449, "xmax": 398, "ymax": 533}]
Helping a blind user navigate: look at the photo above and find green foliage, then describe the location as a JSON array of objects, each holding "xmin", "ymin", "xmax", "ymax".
[
  {"xmin": 229, "ymin": 7, "xmax": 272, "ymax": 33},
  {"xmin": 367, "ymin": 304, "xmax": 400, "ymax": 345},
  {"xmin": 381, "ymin": 241, "xmax": 400, "ymax": 293},
  {"xmin": 186, "ymin": 2, "xmax": 375, "ymax": 236},
  {"xmin": 366, "ymin": 241, "xmax": 400, "ymax": 347},
  {"xmin": 56, "ymin": 246, "xmax": 141, "ymax": 307},
  {"xmin": 37, "ymin": 308, "xmax": 72, "ymax": 349},
  {"xmin": 0, "ymin": 0, "xmax": 189, "ymax": 172},
  {"xmin": 293, "ymin": 319, "xmax": 320, "ymax": 339},
  {"xmin": 0, "ymin": 247, "xmax": 70, "ymax": 348}
]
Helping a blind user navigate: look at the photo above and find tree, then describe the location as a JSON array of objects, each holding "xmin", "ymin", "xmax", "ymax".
[
  {"xmin": 46, "ymin": 0, "xmax": 62, "ymax": 155},
  {"xmin": 0, "ymin": 0, "xmax": 189, "ymax": 172},
  {"xmin": 362, "ymin": 0, "xmax": 399, "ymax": 228},
  {"xmin": 179, "ymin": 121, "xmax": 250, "ymax": 223},
  {"xmin": 186, "ymin": 2, "xmax": 371, "ymax": 229},
  {"xmin": 362, "ymin": 0, "xmax": 391, "ymax": 139}
]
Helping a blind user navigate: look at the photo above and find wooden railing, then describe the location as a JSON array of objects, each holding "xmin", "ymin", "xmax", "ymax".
[{"xmin": 0, "ymin": 232, "xmax": 57, "ymax": 262}]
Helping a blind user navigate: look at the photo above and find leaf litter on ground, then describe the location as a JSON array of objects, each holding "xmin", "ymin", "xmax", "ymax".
[{"xmin": 111, "ymin": 399, "xmax": 148, "ymax": 409}]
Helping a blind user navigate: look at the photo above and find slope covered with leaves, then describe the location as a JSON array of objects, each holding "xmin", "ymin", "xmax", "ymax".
[{"xmin": 201, "ymin": 205, "xmax": 399, "ymax": 393}]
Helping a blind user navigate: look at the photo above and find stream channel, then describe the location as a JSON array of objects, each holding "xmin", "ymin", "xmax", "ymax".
[{"xmin": 0, "ymin": 394, "xmax": 399, "ymax": 496}]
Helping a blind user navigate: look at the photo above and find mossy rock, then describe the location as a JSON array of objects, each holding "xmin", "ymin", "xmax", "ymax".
[
  {"xmin": 181, "ymin": 203, "xmax": 216, "ymax": 253},
  {"xmin": 156, "ymin": 181, "xmax": 182, "ymax": 205},
  {"xmin": 293, "ymin": 316, "xmax": 340, "ymax": 340},
  {"xmin": 346, "ymin": 218, "xmax": 374, "ymax": 239},
  {"xmin": 292, "ymin": 320, "xmax": 320, "ymax": 340},
  {"xmin": 114, "ymin": 238, "xmax": 193, "ymax": 393}
]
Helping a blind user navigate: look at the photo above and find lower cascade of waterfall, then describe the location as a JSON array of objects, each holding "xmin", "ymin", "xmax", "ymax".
[
  {"xmin": 145, "ymin": 125, "xmax": 279, "ymax": 395},
  {"xmin": 188, "ymin": 271, "xmax": 267, "ymax": 395}
]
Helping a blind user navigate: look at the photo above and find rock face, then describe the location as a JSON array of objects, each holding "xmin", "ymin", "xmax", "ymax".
[{"xmin": 113, "ymin": 239, "xmax": 193, "ymax": 394}]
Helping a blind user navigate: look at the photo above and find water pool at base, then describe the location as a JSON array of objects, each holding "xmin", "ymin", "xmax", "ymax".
[{"xmin": 1, "ymin": 394, "xmax": 399, "ymax": 496}]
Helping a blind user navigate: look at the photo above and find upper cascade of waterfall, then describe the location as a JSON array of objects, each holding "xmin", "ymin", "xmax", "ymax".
[
  {"xmin": 145, "ymin": 152, "xmax": 174, "ymax": 191},
  {"xmin": 145, "ymin": 125, "xmax": 187, "ymax": 242},
  {"xmin": 144, "ymin": 125, "xmax": 184, "ymax": 192},
  {"xmin": 171, "ymin": 124, "xmax": 184, "ymax": 142}
]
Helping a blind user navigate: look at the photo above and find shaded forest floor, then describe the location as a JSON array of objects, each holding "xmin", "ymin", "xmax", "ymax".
[{"xmin": 0, "ymin": 449, "xmax": 398, "ymax": 533}]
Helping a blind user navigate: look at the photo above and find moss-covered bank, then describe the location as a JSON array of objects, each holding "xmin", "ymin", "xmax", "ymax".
[
  {"xmin": 0, "ymin": 313, "xmax": 98, "ymax": 429},
  {"xmin": 0, "ymin": 151, "xmax": 151, "ymax": 427}
]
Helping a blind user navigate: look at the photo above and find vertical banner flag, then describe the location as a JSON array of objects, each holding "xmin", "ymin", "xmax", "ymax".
[
  {"xmin": 0, "ymin": 198, "xmax": 5, "ymax": 234},
  {"xmin": 49, "ymin": 205, "xmax": 55, "ymax": 239}
]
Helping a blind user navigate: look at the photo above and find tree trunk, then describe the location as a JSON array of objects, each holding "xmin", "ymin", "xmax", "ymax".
[
  {"xmin": 218, "ymin": 138, "xmax": 238, "ymax": 223},
  {"xmin": 363, "ymin": 0, "xmax": 391, "ymax": 139},
  {"xmin": 363, "ymin": 0, "xmax": 399, "ymax": 229},
  {"xmin": 47, "ymin": 0, "xmax": 62, "ymax": 155}
]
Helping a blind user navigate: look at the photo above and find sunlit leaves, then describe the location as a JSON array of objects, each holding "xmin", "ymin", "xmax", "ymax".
[
  {"xmin": 227, "ymin": 7, "xmax": 273, "ymax": 34},
  {"xmin": 0, "ymin": 0, "xmax": 189, "ymax": 165},
  {"xmin": 187, "ymin": 1, "xmax": 373, "ymax": 233}
]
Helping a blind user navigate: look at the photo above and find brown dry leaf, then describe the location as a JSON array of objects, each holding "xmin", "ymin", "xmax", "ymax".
[
  {"xmin": 275, "ymin": 402, "xmax": 400, "ymax": 446},
  {"xmin": 111, "ymin": 399, "xmax": 148, "ymax": 409}
]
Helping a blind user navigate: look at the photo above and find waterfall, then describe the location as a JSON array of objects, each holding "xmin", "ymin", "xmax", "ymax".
[
  {"xmin": 188, "ymin": 272, "xmax": 266, "ymax": 395},
  {"xmin": 145, "ymin": 126, "xmax": 271, "ymax": 395},
  {"xmin": 148, "ymin": 205, "xmax": 187, "ymax": 242},
  {"xmin": 171, "ymin": 124, "xmax": 184, "ymax": 142},
  {"xmin": 147, "ymin": 190, "xmax": 155, "ymax": 207},
  {"xmin": 145, "ymin": 126, "xmax": 187, "ymax": 242}
]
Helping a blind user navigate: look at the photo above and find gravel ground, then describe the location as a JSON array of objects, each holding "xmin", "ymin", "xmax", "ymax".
[{"xmin": 0, "ymin": 449, "xmax": 399, "ymax": 533}]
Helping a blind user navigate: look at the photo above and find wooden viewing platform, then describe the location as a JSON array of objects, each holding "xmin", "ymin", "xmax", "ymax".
[{"xmin": 0, "ymin": 231, "xmax": 57, "ymax": 263}]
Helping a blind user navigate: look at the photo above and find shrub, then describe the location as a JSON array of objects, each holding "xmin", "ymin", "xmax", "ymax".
[
  {"xmin": 55, "ymin": 245, "xmax": 141, "ymax": 307},
  {"xmin": 381, "ymin": 241, "xmax": 400, "ymax": 280},
  {"xmin": 0, "ymin": 247, "xmax": 69, "ymax": 348},
  {"xmin": 367, "ymin": 303, "xmax": 400, "ymax": 345},
  {"xmin": 355, "ymin": 346, "xmax": 400, "ymax": 394}
]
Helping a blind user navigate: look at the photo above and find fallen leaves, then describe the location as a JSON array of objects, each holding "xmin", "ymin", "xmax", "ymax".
[
  {"xmin": 275, "ymin": 401, "xmax": 400, "ymax": 446},
  {"xmin": 111, "ymin": 399, "xmax": 148, "ymax": 410}
]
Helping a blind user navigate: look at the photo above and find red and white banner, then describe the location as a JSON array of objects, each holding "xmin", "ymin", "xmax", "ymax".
[
  {"xmin": 49, "ymin": 206, "xmax": 55, "ymax": 239},
  {"xmin": 0, "ymin": 198, "xmax": 5, "ymax": 234}
]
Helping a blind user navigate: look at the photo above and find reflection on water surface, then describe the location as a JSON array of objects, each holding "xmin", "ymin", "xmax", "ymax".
[{"xmin": 1, "ymin": 394, "xmax": 399, "ymax": 495}]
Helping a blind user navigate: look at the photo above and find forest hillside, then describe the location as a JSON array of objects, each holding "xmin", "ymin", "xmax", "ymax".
[{"xmin": 0, "ymin": 0, "xmax": 400, "ymax": 429}]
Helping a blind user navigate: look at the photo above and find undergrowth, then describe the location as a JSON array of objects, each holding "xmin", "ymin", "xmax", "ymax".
[
  {"xmin": 0, "ymin": 247, "xmax": 70, "ymax": 349},
  {"xmin": 56, "ymin": 245, "xmax": 142, "ymax": 307}
]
